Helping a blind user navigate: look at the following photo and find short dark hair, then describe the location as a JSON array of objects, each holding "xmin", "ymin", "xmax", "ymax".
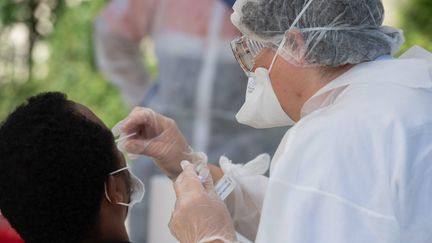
[{"xmin": 0, "ymin": 92, "xmax": 118, "ymax": 243}]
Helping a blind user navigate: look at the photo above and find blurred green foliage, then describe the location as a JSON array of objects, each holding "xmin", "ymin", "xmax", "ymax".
[
  {"xmin": 42, "ymin": 0, "xmax": 127, "ymax": 127},
  {"xmin": 0, "ymin": 0, "xmax": 49, "ymax": 27},
  {"xmin": 400, "ymin": 0, "xmax": 432, "ymax": 52},
  {"xmin": 0, "ymin": 0, "xmax": 127, "ymax": 127},
  {"xmin": 0, "ymin": 0, "xmax": 65, "ymax": 77},
  {"xmin": 0, "ymin": 1, "xmax": 32, "ymax": 25}
]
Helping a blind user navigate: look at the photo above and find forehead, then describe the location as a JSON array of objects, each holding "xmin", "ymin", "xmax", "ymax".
[
  {"xmin": 72, "ymin": 103, "xmax": 107, "ymax": 128},
  {"xmin": 72, "ymin": 102, "xmax": 127, "ymax": 168}
]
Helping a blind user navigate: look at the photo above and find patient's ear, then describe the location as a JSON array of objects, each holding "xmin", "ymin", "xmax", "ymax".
[{"xmin": 105, "ymin": 175, "xmax": 124, "ymax": 204}]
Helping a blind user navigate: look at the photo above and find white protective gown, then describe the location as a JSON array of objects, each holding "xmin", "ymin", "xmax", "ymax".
[{"xmin": 223, "ymin": 46, "xmax": 432, "ymax": 243}]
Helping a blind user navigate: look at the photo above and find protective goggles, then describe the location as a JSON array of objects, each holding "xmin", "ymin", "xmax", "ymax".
[{"xmin": 230, "ymin": 36, "xmax": 277, "ymax": 76}]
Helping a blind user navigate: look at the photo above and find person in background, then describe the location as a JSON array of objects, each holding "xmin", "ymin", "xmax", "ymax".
[
  {"xmin": 94, "ymin": 0, "xmax": 285, "ymax": 241},
  {"xmin": 0, "ymin": 92, "xmax": 144, "ymax": 243}
]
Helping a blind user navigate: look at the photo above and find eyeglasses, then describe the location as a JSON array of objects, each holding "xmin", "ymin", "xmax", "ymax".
[{"xmin": 230, "ymin": 36, "xmax": 276, "ymax": 76}]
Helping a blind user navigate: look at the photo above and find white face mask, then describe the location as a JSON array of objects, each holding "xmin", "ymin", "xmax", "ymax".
[
  {"xmin": 104, "ymin": 166, "xmax": 145, "ymax": 207},
  {"xmin": 236, "ymin": 67, "xmax": 295, "ymax": 128}
]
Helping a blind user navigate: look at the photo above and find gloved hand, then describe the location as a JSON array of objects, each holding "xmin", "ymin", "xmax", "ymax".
[
  {"xmin": 170, "ymin": 161, "xmax": 238, "ymax": 243},
  {"xmin": 113, "ymin": 107, "xmax": 206, "ymax": 179}
]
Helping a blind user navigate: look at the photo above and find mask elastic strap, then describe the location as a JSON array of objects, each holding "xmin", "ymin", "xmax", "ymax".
[
  {"xmin": 291, "ymin": 0, "xmax": 315, "ymax": 29},
  {"xmin": 268, "ymin": 0, "xmax": 315, "ymax": 72},
  {"xmin": 268, "ymin": 36, "xmax": 287, "ymax": 72},
  {"xmin": 115, "ymin": 202, "xmax": 131, "ymax": 207},
  {"xmin": 104, "ymin": 181, "xmax": 133, "ymax": 207},
  {"xmin": 105, "ymin": 166, "xmax": 132, "ymax": 206},
  {"xmin": 104, "ymin": 183, "xmax": 112, "ymax": 203},
  {"xmin": 109, "ymin": 166, "xmax": 129, "ymax": 175}
]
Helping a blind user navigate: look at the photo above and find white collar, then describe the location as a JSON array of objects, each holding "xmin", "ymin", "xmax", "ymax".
[{"xmin": 300, "ymin": 46, "xmax": 432, "ymax": 118}]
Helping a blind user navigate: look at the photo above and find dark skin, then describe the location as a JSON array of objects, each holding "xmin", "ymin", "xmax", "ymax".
[{"xmin": 74, "ymin": 103, "xmax": 131, "ymax": 242}]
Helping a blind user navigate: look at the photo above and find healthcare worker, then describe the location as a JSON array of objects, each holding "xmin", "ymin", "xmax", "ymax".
[
  {"xmin": 94, "ymin": 0, "xmax": 284, "ymax": 242},
  {"xmin": 115, "ymin": 0, "xmax": 432, "ymax": 242}
]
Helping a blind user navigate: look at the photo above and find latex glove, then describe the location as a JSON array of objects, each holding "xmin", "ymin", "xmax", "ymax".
[
  {"xmin": 114, "ymin": 107, "xmax": 206, "ymax": 179},
  {"xmin": 112, "ymin": 121, "xmax": 140, "ymax": 161},
  {"xmin": 170, "ymin": 161, "xmax": 238, "ymax": 243}
]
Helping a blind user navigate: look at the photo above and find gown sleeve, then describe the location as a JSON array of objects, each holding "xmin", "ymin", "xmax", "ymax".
[
  {"xmin": 219, "ymin": 154, "xmax": 270, "ymax": 241},
  {"xmin": 256, "ymin": 114, "xmax": 401, "ymax": 243},
  {"xmin": 93, "ymin": 0, "xmax": 157, "ymax": 106}
]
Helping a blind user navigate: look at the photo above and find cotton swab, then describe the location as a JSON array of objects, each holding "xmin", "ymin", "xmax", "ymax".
[{"xmin": 115, "ymin": 132, "xmax": 137, "ymax": 143}]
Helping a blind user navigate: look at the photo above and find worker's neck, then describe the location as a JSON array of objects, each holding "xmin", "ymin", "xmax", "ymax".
[{"xmin": 270, "ymin": 60, "xmax": 353, "ymax": 121}]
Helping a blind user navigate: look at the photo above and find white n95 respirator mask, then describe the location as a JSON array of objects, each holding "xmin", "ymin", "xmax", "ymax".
[{"xmin": 236, "ymin": 67, "xmax": 294, "ymax": 128}]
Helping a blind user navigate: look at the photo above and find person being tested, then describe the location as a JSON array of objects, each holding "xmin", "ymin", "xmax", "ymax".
[
  {"xmin": 0, "ymin": 93, "xmax": 144, "ymax": 243},
  {"xmin": 115, "ymin": 0, "xmax": 432, "ymax": 242}
]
